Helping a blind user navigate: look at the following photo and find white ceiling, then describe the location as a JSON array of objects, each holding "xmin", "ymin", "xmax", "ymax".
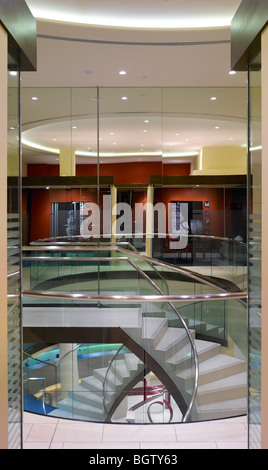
[
  {"xmin": 25, "ymin": 0, "xmax": 242, "ymax": 29},
  {"xmin": 20, "ymin": 1, "xmax": 248, "ymax": 166}
]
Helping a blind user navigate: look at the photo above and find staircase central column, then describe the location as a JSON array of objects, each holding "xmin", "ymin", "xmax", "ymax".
[{"xmin": 58, "ymin": 343, "xmax": 79, "ymax": 400}]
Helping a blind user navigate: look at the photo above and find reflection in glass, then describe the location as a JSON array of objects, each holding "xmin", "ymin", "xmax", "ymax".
[
  {"xmin": 248, "ymin": 52, "xmax": 262, "ymax": 450},
  {"xmin": 7, "ymin": 61, "xmax": 22, "ymax": 449}
]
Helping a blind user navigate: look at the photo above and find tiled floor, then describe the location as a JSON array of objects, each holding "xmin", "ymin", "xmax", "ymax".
[{"xmin": 23, "ymin": 412, "xmax": 248, "ymax": 449}]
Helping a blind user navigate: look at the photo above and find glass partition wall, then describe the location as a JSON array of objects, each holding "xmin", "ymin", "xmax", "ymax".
[
  {"xmin": 8, "ymin": 59, "xmax": 22, "ymax": 448},
  {"xmin": 22, "ymin": 87, "xmax": 248, "ymax": 276},
  {"xmin": 21, "ymin": 86, "xmax": 248, "ymax": 424},
  {"xmin": 248, "ymin": 53, "xmax": 262, "ymax": 449}
]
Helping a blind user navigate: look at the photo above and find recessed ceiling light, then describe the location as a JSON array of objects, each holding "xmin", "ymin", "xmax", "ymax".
[
  {"xmin": 119, "ymin": 70, "xmax": 126, "ymax": 75},
  {"xmin": 110, "ymin": 132, "xmax": 114, "ymax": 135},
  {"xmin": 210, "ymin": 97, "xmax": 217, "ymax": 101},
  {"xmin": 215, "ymin": 126, "xmax": 220, "ymax": 129},
  {"xmin": 144, "ymin": 120, "xmax": 149, "ymax": 123},
  {"xmin": 121, "ymin": 96, "xmax": 128, "ymax": 100},
  {"xmin": 229, "ymin": 71, "xmax": 236, "ymax": 75},
  {"xmin": 9, "ymin": 71, "xmax": 18, "ymax": 76},
  {"xmin": 32, "ymin": 96, "xmax": 38, "ymax": 101},
  {"xmin": 143, "ymin": 130, "xmax": 147, "ymax": 133}
]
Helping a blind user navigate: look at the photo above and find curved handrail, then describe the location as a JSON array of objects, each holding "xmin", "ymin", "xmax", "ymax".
[
  {"xmin": 22, "ymin": 243, "xmax": 236, "ymax": 293},
  {"xmin": 23, "ymin": 289, "xmax": 247, "ymax": 302},
  {"xmin": 29, "ymin": 238, "xmax": 140, "ymax": 253},
  {"xmin": 29, "ymin": 234, "xmax": 246, "ymax": 247}
]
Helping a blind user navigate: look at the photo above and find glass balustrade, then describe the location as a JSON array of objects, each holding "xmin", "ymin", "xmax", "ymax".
[{"xmin": 22, "ymin": 240, "xmax": 247, "ymax": 424}]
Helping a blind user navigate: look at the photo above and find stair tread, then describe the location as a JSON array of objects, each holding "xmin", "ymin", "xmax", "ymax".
[
  {"xmin": 197, "ymin": 396, "xmax": 247, "ymax": 412},
  {"xmin": 58, "ymin": 398, "xmax": 105, "ymax": 420},
  {"xmin": 154, "ymin": 328, "xmax": 187, "ymax": 351},
  {"xmin": 111, "ymin": 359, "xmax": 130, "ymax": 377},
  {"xmin": 71, "ymin": 385, "xmax": 103, "ymax": 401},
  {"xmin": 81, "ymin": 375, "xmax": 104, "ymax": 390},
  {"xmin": 198, "ymin": 354, "xmax": 245, "ymax": 373},
  {"xmin": 58, "ymin": 396, "xmax": 105, "ymax": 416},
  {"xmin": 197, "ymin": 371, "xmax": 247, "ymax": 394},
  {"xmin": 142, "ymin": 317, "xmax": 167, "ymax": 339},
  {"xmin": 169, "ymin": 339, "xmax": 220, "ymax": 364},
  {"xmin": 178, "ymin": 353, "xmax": 245, "ymax": 379}
]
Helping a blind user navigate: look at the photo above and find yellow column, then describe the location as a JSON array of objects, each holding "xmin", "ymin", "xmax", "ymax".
[
  {"xmin": 60, "ymin": 149, "xmax": 76, "ymax": 176},
  {"xmin": 191, "ymin": 146, "xmax": 247, "ymax": 175},
  {"xmin": 145, "ymin": 185, "xmax": 154, "ymax": 258},
  {"xmin": 0, "ymin": 24, "xmax": 8, "ymax": 449},
  {"xmin": 261, "ymin": 25, "xmax": 268, "ymax": 449},
  {"xmin": 111, "ymin": 184, "xmax": 117, "ymax": 244}
]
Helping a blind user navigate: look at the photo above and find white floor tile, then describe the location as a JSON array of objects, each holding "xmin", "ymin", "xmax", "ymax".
[
  {"xmin": 22, "ymin": 412, "xmax": 248, "ymax": 449},
  {"xmin": 52, "ymin": 418, "xmax": 104, "ymax": 443},
  {"xmin": 102, "ymin": 423, "xmax": 177, "ymax": 443}
]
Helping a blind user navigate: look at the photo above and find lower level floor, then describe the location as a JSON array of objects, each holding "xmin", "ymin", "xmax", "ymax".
[{"xmin": 23, "ymin": 412, "xmax": 247, "ymax": 449}]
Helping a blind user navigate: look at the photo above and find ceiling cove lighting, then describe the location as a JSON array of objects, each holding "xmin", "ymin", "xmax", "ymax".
[
  {"xmin": 22, "ymin": 137, "xmax": 60, "ymax": 154},
  {"xmin": 76, "ymin": 150, "xmax": 163, "ymax": 158},
  {"xmin": 26, "ymin": 7, "xmax": 233, "ymax": 29}
]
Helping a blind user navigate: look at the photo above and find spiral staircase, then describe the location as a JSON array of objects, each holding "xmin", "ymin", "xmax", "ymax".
[{"xmin": 23, "ymin": 240, "xmax": 247, "ymax": 424}]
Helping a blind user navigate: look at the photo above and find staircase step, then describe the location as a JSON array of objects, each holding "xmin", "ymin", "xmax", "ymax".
[
  {"xmin": 57, "ymin": 396, "xmax": 106, "ymax": 421},
  {"xmin": 125, "ymin": 353, "xmax": 143, "ymax": 372},
  {"xmin": 196, "ymin": 372, "xmax": 247, "ymax": 406},
  {"xmin": 167, "ymin": 339, "xmax": 221, "ymax": 373},
  {"xmin": 178, "ymin": 353, "xmax": 246, "ymax": 388},
  {"xmin": 196, "ymin": 397, "xmax": 247, "ymax": 420},
  {"xmin": 80, "ymin": 375, "xmax": 103, "ymax": 392},
  {"xmin": 154, "ymin": 328, "xmax": 193, "ymax": 360},
  {"xmin": 69, "ymin": 385, "xmax": 104, "ymax": 409},
  {"xmin": 111, "ymin": 359, "xmax": 130, "ymax": 380},
  {"xmin": 141, "ymin": 317, "xmax": 168, "ymax": 346}
]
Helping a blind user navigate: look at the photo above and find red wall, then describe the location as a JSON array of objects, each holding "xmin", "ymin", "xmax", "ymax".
[
  {"xmin": 26, "ymin": 186, "xmax": 225, "ymax": 243},
  {"xmin": 27, "ymin": 162, "xmax": 191, "ymax": 184},
  {"xmin": 28, "ymin": 188, "xmax": 99, "ymax": 242},
  {"xmin": 159, "ymin": 187, "xmax": 225, "ymax": 237},
  {"xmin": 27, "ymin": 164, "xmax": 60, "ymax": 177},
  {"xmin": 25, "ymin": 163, "xmax": 227, "ymax": 243}
]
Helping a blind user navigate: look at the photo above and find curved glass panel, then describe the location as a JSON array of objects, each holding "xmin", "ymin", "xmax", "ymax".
[{"xmin": 22, "ymin": 241, "xmax": 247, "ymax": 423}]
